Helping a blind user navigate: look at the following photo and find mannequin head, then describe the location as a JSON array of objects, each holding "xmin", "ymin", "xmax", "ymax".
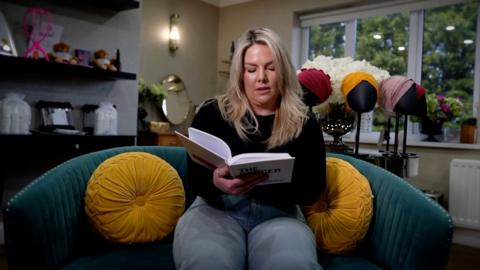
[
  {"xmin": 414, "ymin": 84, "xmax": 427, "ymax": 117},
  {"xmin": 415, "ymin": 95, "xmax": 427, "ymax": 117},
  {"xmin": 394, "ymin": 84, "xmax": 417, "ymax": 115},
  {"xmin": 301, "ymin": 85, "xmax": 320, "ymax": 107},
  {"xmin": 346, "ymin": 80, "xmax": 378, "ymax": 112},
  {"xmin": 379, "ymin": 75, "xmax": 415, "ymax": 114},
  {"xmin": 298, "ymin": 68, "xmax": 332, "ymax": 107}
]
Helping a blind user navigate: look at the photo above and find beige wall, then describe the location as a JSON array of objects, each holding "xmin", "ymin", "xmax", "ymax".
[{"xmin": 139, "ymin": 0, "xmax": 219, "ymax": 132}]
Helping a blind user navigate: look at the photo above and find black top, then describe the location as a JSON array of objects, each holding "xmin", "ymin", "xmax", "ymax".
[{"xmin": 187, "ymin": 99, "xmax": 326, "ymax": 207}]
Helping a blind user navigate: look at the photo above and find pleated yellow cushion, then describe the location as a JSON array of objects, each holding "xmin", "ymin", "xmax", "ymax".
[
  {"xmin": 85, "ymin": 152, "xmax": 185, "ymax": 244},
  {"xmin": 303, "ymin": 157, "xmax": 373, "ymax": 254}
]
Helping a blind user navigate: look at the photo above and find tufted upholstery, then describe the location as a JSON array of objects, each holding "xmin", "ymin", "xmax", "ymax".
[
  {"xmin": 3, "ymin": 147, "xmax": 452, "ymax": 270},
  {"xmin": 325, "ymin": 153, "xmax": 453, "ymax": 270}
]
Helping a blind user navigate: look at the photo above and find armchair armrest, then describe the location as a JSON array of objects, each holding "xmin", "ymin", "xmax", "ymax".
[
  {"xmin": 328, "ymin": 153, "xmax": 453, "ymax": 270},
  {"xmin": 3, "ymin": 146, "xmax": 188, "ymax": 270}
]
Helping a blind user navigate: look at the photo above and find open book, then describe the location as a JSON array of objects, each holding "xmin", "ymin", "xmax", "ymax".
[{"xmin": 175, "ymin": 127, "xmax": 295, "ymax": 185}]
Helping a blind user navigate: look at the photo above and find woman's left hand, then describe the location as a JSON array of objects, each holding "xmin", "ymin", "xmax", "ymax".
[{"xmin": 212, "ymin": 165, "xmax": 268, "ymax": 195}]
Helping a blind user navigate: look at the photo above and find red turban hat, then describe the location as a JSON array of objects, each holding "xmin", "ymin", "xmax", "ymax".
[
  {"xmin": 298, "ymin": 68, "xmax": 332, "ymax": 104},
  {"xmin": 415, "ymin": 84, "xmax": 427, "ymax": 99}
]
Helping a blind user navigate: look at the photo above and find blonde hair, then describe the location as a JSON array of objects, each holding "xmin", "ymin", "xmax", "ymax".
[{"xmin": 217, "ymin": 27, "xmax": 308, "ymax": 149}]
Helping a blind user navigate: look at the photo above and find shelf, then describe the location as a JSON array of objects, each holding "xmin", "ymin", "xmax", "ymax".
[
  {"xmin": 218, "ymin": 71, "xmax": 230, "ymax": 77},
  {"xmin": 6, "ymin": 0, "xmax": 140, "ymax": 11},
  {"xmin": 59, "ymin": 0, "xmax": 140, "ymax": 11},
  {"xmin": 0, "ymin": 55, "xmax": 136, "ymax": 80},
  {"xmin": 219, "ymin": 59, "xmax": 231, "ymax": 77},
  {"xmin": 85, "ymin": 0, "xmax": 139, "ymax": 11},
  {"xmin": 1, "ymin": 134, "xmax": 136, "ymax": 154}
]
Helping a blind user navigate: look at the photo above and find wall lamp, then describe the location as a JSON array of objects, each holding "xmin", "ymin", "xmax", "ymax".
[{"xmin": 169, "ymin": 13, "xmax": 180, "ymax": 52}]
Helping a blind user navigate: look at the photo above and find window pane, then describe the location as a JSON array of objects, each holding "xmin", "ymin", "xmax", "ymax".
[
  {"xmin": 356, "ymin": 13, "xmax": 410, "ymax": 131},
  {"xmin": 422, "ymin": 2, "xmax": 477, "ymax": 120},
  {"xmin": 308, "ymin": 22, "xmax": 345, "ymax": 60},
  {"xmin": 356, "ymin": 13, "xmax": 409, "ymax": 75}
]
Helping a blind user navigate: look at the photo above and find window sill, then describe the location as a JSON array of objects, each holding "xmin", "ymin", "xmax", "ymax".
[{"xmin": 323, "ymin": 132, "xmax": 480, "ymax": 150}]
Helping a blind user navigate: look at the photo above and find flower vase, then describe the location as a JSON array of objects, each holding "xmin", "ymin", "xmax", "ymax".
[
  {"xmin": 421, "ymin": 119, "xmax": 444, "ymax": 142},
  {"xmin": 319, "ymin": 103, "xmax": 356, "ymax": 152}
]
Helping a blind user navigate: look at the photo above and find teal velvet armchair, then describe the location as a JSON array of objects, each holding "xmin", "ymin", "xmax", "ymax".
[{"xmin": 3, "ymin": 146, "xmax": 453, "ymax": 270}]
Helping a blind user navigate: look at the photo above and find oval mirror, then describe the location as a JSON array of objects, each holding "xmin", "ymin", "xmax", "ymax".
[{"xmin": 160, "ymin": 74, "xmax": 191, "ymax": 125}]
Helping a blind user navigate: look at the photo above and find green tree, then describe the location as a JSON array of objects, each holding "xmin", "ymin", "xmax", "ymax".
[
  {"xmin": 308, "ymin": 1, "xmax": 477, "ymax": 129},
  {"xmin": 356, "ymin": 13, "xmax": 409, "ymax": 130},
  {"xmin": 422, "ymin": 2, "xmax": 477, "ymax": 118},
  {"xmin": 309, "ymin": 22, "xmax": 345, "ymax": 59},
  {"xmin": 356, "ymin": 13, "xmax": 409, "ymax": 76}
]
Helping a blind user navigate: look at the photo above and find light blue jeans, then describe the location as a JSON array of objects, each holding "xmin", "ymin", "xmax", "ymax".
[{"xmin": 173, "ymin": 196, "xmax": 322, "ymax": 270}]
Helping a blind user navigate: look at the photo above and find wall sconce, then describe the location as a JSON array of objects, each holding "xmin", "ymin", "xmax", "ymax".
[{"xmin": 169, "ymin": 13, "xmax": 180, "ymax": 52}]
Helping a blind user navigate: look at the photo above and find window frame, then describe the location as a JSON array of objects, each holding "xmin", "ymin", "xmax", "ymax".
[{"xmin": 299, "ymin": 0, "xmax": 480, "ymax": 148}]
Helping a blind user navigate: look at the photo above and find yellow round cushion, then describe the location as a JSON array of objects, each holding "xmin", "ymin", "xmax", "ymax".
[
  {"xmin": 303, "ymin": 157, "xmax": 373, "ymax": 254},
  {"xmin": 85, "ymin": 152, "xmax": 185, "ymax": 244}
]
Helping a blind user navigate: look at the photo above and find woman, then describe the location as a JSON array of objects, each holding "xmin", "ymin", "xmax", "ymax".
[{"xmin": 173, "ymin": 28, "xmax": 326, "ymax": 270}]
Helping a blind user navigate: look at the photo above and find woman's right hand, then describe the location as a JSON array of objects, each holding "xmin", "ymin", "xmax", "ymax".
[{"xmin": 213, "ymin": 165, "xmax": 268, "ymax": 196}]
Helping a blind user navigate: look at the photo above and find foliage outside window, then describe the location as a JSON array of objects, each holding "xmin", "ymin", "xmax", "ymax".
[
  {"xmin": 422, "ymin": 2, "xmax": 477, "ymax": 126},
  {"xmin": 305, "ymin": 0, "xmax": 478, "ymax": 142},
  {"xmin": 309, "ymin": 22, "xmax": 345, "ymax": 59},
  {"xmin": 355, "ymin": 13, "xmax": 409, "ymax": 76},
  {"xmin": 356, "ymin": 13, "xmax": 409, "ymax": 131}
]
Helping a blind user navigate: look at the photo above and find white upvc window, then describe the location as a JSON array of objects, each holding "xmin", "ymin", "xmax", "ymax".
[{"xmin": 299, "ymin": 0, "xmax": 480, "ymax": 150}]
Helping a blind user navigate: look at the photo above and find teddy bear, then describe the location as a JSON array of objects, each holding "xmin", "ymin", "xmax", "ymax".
[
  {"xmin": 50, "ymin": 42, "xmax": 77, "ymax": 64},
  {"xmin": 91, "ymin": 49, "xmax": 117, "ymax": 71}
]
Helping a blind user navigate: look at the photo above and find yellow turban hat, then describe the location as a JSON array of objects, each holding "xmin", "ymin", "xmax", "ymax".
[{"xmin": 341, "ymin": 71, "xmax": 379, "ymax": 99}]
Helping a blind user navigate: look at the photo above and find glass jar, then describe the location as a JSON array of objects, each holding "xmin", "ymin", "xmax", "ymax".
[
  {"xmin": 94, "ymin": 101, "xmax": 117, "ymax": 135},
  {"xmin": 1, "ymin": 92, "xmax": 31, "ymax": 134}
]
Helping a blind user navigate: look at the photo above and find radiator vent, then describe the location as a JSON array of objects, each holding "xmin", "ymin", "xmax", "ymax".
[{"xmin": 449, "ymin": 159, "xmax": 480, "ymax": 230}]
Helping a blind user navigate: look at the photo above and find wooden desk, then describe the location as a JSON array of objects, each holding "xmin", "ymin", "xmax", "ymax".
[
  {"xmin": 156, "ymin": 132, "xmax": 183, "ymax": 146},
  {"xmin": 137, "ymin": 131, "xmax": 183, "ymax": 146}
]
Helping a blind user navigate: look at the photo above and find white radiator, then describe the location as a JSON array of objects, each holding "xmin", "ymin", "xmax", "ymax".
[{"xmin": 449, "ymin": 159, "xmax": 480, "ymax": 230}]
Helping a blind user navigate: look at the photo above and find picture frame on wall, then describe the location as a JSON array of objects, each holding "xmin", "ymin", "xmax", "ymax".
[{"xmin": 0, "ymin": 10, "xmax": 17, "ymax": 57}]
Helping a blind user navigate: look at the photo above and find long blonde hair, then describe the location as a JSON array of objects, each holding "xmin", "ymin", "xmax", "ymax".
[{"xmin": 217, "ymin": 27, "xmax": 308, "ymax": 149}]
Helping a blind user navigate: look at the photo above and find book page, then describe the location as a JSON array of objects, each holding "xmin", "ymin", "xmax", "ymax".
[
  {"xmin": 176, "ymin": 128, "xmax": 295, "ymax": 185},
  {"xmin": 229, "ymin": 152, "xmax": 292, "ymax": 165},
  {"xmin": 188, "ymin": 127, "xmax": 232, "ymax": 160},
  {"xmin": 175, "ymin": 131, "xmax": 226, "ymax": 170}
]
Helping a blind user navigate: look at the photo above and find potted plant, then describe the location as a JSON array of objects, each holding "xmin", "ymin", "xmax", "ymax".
[
  {"xmin": 138, "ymin": 78, "xmax": 166, "ymax": 108},
  {"xmin": 419, "ymin": 93, "xmax": 463, "ymax": 141},
  {"xmin": 137, "ymin": 79, "xmax": 166, "ymax": 131}
]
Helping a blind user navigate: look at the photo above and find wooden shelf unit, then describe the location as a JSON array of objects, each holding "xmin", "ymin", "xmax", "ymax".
[
  {"xmin": 1, "ymin": 134, "xmax": 136, "ymax": 153},
  {"xmin": 137, "ymin": 131, "xmax": 183, "ymax": 147},
  {"xmin": 0, "ymin": 54, "xmax": 136, "ymax": 80},
  {"xmin": 4, "ymin": 0, "xmax": 140, "ymax": 12},
  {"xmin": 83, "ymin": 0, "xmax": 140, "ymax": 11}
]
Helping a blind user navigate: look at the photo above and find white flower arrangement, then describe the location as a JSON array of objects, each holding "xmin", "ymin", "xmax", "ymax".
[{"xmin": 301, "ymin": 55, "xmax": 390, "ymax": 113}]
